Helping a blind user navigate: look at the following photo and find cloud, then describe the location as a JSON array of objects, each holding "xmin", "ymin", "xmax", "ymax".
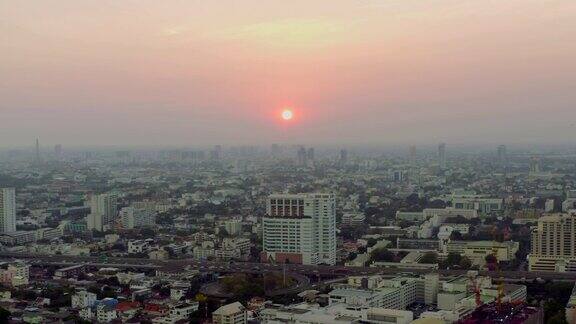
[{"xmin": 209, "ymin": 18, "xmax": 355, "ymax": 51}]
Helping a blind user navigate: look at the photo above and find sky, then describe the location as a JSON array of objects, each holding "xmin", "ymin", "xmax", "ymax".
[{"xmin": 1, "ymin": 0, "xmax": 575, "ymax": 147}]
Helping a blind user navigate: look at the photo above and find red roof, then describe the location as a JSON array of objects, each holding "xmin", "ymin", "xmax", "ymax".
[{"xmin": 117, "ymin": 301, "xmax": 141, "ymax": 312}]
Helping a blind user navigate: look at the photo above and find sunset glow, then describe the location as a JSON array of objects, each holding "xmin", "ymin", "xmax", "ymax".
[
  {"xmin": 1, "ymin": 0, "xmax": 575, "ymax": 146},
  {"xmin": 281, "ymin": 110, "xmax": 293, "ymax": 121}
]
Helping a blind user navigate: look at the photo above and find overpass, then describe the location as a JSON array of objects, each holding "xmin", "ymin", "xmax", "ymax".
[{"xmin": 1, "ymin": 252, "xmax": 576, "ymax": 282}]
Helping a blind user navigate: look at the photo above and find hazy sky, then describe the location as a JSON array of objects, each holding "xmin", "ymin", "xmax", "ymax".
[{"xmin": 1, "ymin": 0, "xmax": 575, "ymax": 147}]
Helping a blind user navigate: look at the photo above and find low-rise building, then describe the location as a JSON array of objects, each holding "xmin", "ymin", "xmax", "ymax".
[{"xmin": 213, "ymin": 301, "xmax": 247, "ymax": 324}]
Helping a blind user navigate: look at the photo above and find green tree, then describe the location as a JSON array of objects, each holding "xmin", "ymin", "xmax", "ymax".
[
  {"xmin": 419, "ymin": 252, "xmax": 438, "ymax": 264},
  {"xmin": 0, "ymin": 307, "xmax": 10, "ymax": 323},
  {"xmin": 370, "ymin": 248, "xmax": 395, "ymax": 262}
]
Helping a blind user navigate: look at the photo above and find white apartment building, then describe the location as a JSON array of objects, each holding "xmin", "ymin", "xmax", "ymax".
[
  {"xmin": 341, "ymin": 212, "xmax": 366, "ymax": 227},
  {"xmin": 529, "ymin": 213, "xmax": 576, "ymax": 272},
  {"xmin": 212, "ymin": 302, "xmax": 247, "ymax": 324},
  {"xmin": 223, "ymin": 219, "xmax": 243, "ymax": 236},
  {"xmin": 71, "ymin": 290, "xmax": 98, "ymax": 309},
  {"xmin": 96, "ymin": 304, "xmax": 117, "ymax": 322},
  {"xmin": 450, "ymin": 193, "xmax": 503, "ymax": 215},
  {"xmin": 0, "ymin": 188, "xmax": 16, "ymax": 233},
  {"xmin": 0, "ymin": 263, "xmax": 30, "ymax": 287},
  {"xmin": 120, "ymin": 207, "xmax": 155, "ymax": 229},
  {"xmin": 262, "ymin": 193, "xmax": 336, "ymax": 265},
  {"xmin": 128, "ymin": 239, "xmax": 151, "ymax": 254},
  {"xmin": 222, "ymin": 237, "xmax": 251, "ymax": 256},
  {"xmin": 329, "ymin": 277, "xmax": 424, "ymax": 310},
  {"xmin": 86, "ymin": 193, "xmax": 118, "ymax": 231},
  {"xmin": 260, "ymin": 303, "xmax": 413, "ymax": 324}
]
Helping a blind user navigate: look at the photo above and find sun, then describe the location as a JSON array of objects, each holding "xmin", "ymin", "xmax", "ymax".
[{"xmin": 281, "ymin": 110, "xmax": 293, "ymax": 120}]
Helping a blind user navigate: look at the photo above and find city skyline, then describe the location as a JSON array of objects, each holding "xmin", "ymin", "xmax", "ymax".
[{"xmin": 2, "ymin": 0, "xmax": 576, "ymax": 146}]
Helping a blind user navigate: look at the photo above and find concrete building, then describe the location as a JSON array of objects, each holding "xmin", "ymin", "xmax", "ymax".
[
  {"xmin": 262, "ymin": 193, "xmax": 336, "ymax": 265},
  {"xmin": 438, "ymin": 143, "xmax": 446, "ymax": 170},
  {"xmin": 223, "ymin": 219, "xmax": 243, "ymax": 236},
  {"xmin": 0, "ymin": 188, "xmax": 16, "ymax": 233},
  {"xmin": 86, "ymin": 193, "xmax": 118, "ymax": 231},
  {"xmin": 497, "ymin": 145, "xmax": 507, "ymax": 167},
  {"xmin": 450, "ymin": 193, "xmax": 503, "ymax": 216},
  {"xmin": 212, "ymin": 301, "xmax": 247, "ymax": 324},
  {"xmin": 260, "ymin": 303, "xmax": 413, "ymax": 324},
  {"xmin": 120, "ymin": 207, "xmax": 155, "ymax": 229},
  {"xmin": 72, "ymin": 290, "xmax": 98, "ymax": 309},
  {"xmin": 341, "ymin": 212, "xmax": 366, "ymax": 227},
  {"xmin": 529, "ymin": 213, "xmax": 576, "ymax": 272},
  {"xmin": 128, "ymin": 240, "xmax": 152, "ymax": 254},
  {"xmin": 0, "ymin": 262, "xmax": 30, "ymax": 287},
  {"xmin": 443, "ymin": 240, "xmax": 519, "ymax": 266}
]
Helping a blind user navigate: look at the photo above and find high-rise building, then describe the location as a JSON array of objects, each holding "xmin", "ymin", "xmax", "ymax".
[
  {"xmin": 306, "ymin": 147, "xmax": 315, "ymax": 163},
  {"xmin": 120, "ymin": 207, "xmax": 155, "ymax": 229},
  {"xmin": 497, "ymin": 145, "xmax": 507, "ymax": 168},
  {"xmin": 296, "ymin": 146, "xmax": 307, "ymax": 166},
  {"xmin": 529, "ymin": 156, "xmax": 541, "ymax": 174},
  {"xmin": 35, "ymin": 138, "xmax": 41, "ymax": 163},
  {"xmin": 528, "ymin": 213, "xmax": 576, "ymax": 272},
  {"xmin": 438, "ymin": 143, "xmax": 446, "ymax": 170},
  {"xmin": 262, "ymin": 193, "xmax": 336, "ymax": 265},
  {"xmin": 211, "ymin": 145, "xmax": 223, "ymax": 160},
  {"xmin": 0, "ymin": 188, "xmax": 16, "ymax": 233},
  {"xmin": 409, "ymin": 145, "xmax": 416, "ymax": 167},
  {"xmin": 271, "ymin": 144, "xmax": 280, "ymax": 156},
  {"xmin": 86, "ymin": 193, "xmax": 118, "ymax": 231},
  {"xmin": 54, "ymin": 144, "xmax": 63, "ymax": 159},
  {"xmin": 339, "ymin": 149, "xmax": 348, "ymax": 166}
]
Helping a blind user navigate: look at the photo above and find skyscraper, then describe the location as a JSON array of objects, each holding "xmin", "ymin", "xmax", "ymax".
[
  {"xmin": 54, "ymin": 144, "xmax": 62, "ymax": 160},
  {"xmin": 306, "ymin": 147, "xmax": 315, "ymax": 167},
  {"xmin": 296, "ymin": 146, "xmax": 307, "ymax": 166},
  {"xmin": 529, "ymin": 156, "xmax": 541, "ymax": 174},
  {"xmin": 409, "ymin": 145, "xmax": 416, "ymax": 167},
  {"xmin": 339, "ymin": 149, "xmax": 348, "ymax": 167},
  {"xmin": 35, "ymin": 138, "xmax": 41, "ymax": 163},
  {"xmin": 86, "ymin": 193, "xmax": 118, "ymax": 231},
  {"xmin": 497, "ymin": 145, "xmax": 507, "ymax": 168},
  {"xmin": 262, "ymin": 193, "xmax": 336, "ymax": 265},
  {"xmin": 0, "ymin": 188, "xmax": 16, "ymax": 233},
  {"xmin": 438, "ymin": 143, "xmax": 446, "ymax": 170}
]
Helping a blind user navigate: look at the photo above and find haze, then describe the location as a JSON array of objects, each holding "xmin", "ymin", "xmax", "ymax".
[{"xmin": 1, "ymin": 0, "xmax": 575, "ymax": 147}]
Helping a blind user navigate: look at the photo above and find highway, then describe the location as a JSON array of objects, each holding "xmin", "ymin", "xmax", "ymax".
[{"xmin": 1, "ymin": 252, "xmax": 576, "ymax": 282}]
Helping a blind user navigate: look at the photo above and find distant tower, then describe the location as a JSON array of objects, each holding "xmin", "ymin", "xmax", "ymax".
[
  {"xmin": 271, "ymin": 144, "xmax": 280, "ymax": 156},
  {"xmin": 54, "ymin": 144, "xmax": 62, "ymax": 160},
  {"xmin": 409, "ymin": 145, "xmax": 416, "ymax": 167},
  {"xmin": 529, "ymin": 157, "xmax": 540, "ymax": 174},
  {"xmin": 438, "ymin": 143, "xmax": 446, "ymax": 170},
  {"xmin": 211, "ymin": 145, "xmax": 222, "ymax": 160},
  {"xmin": 339, "ymin": 149, "xmax": 348, "ymax": 167},
  {"xmin": 306, "ymin": 147, "xmax": 315, "ymax": 164},
  {"xmin": 497, "ymin": 145, "xmax": 507, "ymax": 168},
  {"xmin": 35, "ymin": 138, "xmax": 41, "ymax": 163},
  {"xmin": 296, "ymin": 146, "xmax": 307, "ymax": 166}
]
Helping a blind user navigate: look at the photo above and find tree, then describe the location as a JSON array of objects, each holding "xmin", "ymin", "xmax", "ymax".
[
  {"xmin": 547, "ymin": 311, "xmax": 568, "ymax": 324},
  {"xmin": 140, "ymin": 227, "xmax": 156, "ymax": 238},
  {"xmin": 419, "ymin": 252, "xmax": 438, "ymax": 264},
  {"xmin": 0, "ymin": 307, "xmax": 10, "ymax": 322},
  {"xmin": 441, "ymin": 252, "xmax": 463, "ymax": 269},
  {"xmin": 459, "ymin": 257, "xmax": 472, "ymax": 269},
  {"xmin": 370, "ymin": 248, "xmax": 395, "ymax": 262},
  {"xmin": 485, "ymin": 254, "xmax": 498, "ymax": 265},
  {"xmin": 450, "ymin": 231, "xmax": 463, "ymax": 241}
]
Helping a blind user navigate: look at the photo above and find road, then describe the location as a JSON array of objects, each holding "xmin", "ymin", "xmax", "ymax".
[{"xmin": 1, "ymin": 252, "xmax": 575, "ymax": 282}]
